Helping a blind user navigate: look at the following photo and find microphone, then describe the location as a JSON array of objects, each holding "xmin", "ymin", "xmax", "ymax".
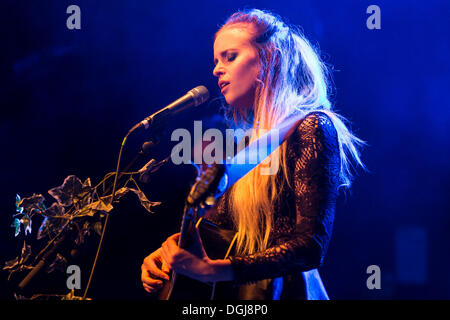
[{"xmin": 130, "ymin": 86, "xmax": 210, "ymax": 133}]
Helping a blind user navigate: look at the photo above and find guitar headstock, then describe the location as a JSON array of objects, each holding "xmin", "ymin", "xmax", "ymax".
[{"xmin": 186, "ymin": 163, "xmax": 227, "ymax": 210}]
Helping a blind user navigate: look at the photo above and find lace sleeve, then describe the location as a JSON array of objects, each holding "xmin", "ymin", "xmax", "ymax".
[{"xmin": 228, "ymin": 112, "xmax": 341, "ymax": 285}]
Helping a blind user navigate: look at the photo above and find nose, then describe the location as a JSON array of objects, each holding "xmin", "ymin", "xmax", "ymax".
[{"xmin": 213, "ymin": 63, "xmax": 225, "ymax": 78}]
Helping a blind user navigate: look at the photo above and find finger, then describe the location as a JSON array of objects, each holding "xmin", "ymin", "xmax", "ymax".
[
  {"xmin": 161, "ymin": 258, "xmax": 171, "ymax": 274},
  {"xmin": 153, "ymin": 248, "xmax": 171, "ymax": 279},
  {"xmin": 141, "ymin": 271, "xmax": 162, "ymax": 285},
  {"xmin": 160, "ymin": 243, "xmax": 172, "ymax": 268},
  {"xmin": 143, "ymin": 255, "xmax": 170, "ymax": 280},
  {"xmin": 141, "ymin": 270, "xmax": 165, "ymax": 286},
  {"xmin": 162, "ymin": 237, "xmax": 179, "ymax": 261},
  {"xmin": 142, "ymin": 282, "xmax": 162, "ymax": 290},
  {"xmin": 165, "ymin": 236, "xmax": 180, "ymax": 252},
  {"xmin": 143, "ymin": 282, "xmax": 162, "ymax": 293},
  {"xmin": 162, "ymin": 239, "xmax": 188, "ymax": 264},
  {"xmin": 167, "ymin": 232, "xmax": 180, "ymax": 240},
  {"xmin": 169, "ymin": 232, "xmax": 181, "ymax": 242},
  {"xmin": 142, "ymin": 270, "xmax": 169, "ymax": 283},
  {"xmin": 164, "ymin": 233, "xmax": 181, "ymax": 251},
  {"xmin": 141, "ymin": 264, "xmax": 168, "ymax": 283}
]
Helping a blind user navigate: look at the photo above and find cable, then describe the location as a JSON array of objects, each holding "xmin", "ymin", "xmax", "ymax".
[{"xmin": 82, "ymin": 126, "xmax": 135, "ymax": 299}]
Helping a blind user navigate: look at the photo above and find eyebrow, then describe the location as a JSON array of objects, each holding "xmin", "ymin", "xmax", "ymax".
[{"xmin": 213, "ymin": 49, "xmax": 237, "ymax": 65}]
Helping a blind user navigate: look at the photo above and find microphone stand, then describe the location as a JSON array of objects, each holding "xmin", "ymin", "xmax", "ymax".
[
  {"xmin": 14, "ymin": 85, "xmax": 210, "ymax": 298},
  {"xmin": 17, "ymin": 224, "xmax": 75, "ymax": 293},
  {"xmin": 15, "ymin": 136, "xmax": 166, "ymax": 298}
]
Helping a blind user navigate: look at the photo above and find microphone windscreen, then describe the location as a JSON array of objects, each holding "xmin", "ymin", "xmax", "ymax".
[{"xmin": 190, "ymin": 85, "xmax": 210, "ymax": 106}]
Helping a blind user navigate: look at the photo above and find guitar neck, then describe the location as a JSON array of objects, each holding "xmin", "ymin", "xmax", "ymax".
[{"xmin": 177, "ymin": 205, "xmax": 197, "ymax": 249}]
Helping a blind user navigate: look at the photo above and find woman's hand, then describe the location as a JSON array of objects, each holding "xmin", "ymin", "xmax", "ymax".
[
  {"xmin": 160, "ymin": 228, "xmax": 234, "ymax": 283},
  {"xmin": 141, "ymin": 247, "xmax": 171, "ymax": 294}
]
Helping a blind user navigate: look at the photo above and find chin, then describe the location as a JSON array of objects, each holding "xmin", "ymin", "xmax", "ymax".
[{"xmin": 222, "ymin": 91, "xmax": 233, "ymax": 104}]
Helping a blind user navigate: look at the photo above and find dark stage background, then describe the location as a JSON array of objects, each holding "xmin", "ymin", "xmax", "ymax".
[{"xmin": 1, "ymin": 0, "xmax": 449, "ymax": 300}]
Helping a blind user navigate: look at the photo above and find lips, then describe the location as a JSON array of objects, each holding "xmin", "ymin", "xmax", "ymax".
[
  {"xmin": 219, "ymin": 81, "xmax": 230, "ymax": 93},
  {"xmin": 221, "ymin": 84, "xmax": 230, "ymax": 93}
]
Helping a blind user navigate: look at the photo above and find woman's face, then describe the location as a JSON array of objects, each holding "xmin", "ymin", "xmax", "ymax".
[{"xmin": 213, "ymin": 25, "xmax": 261, "ymax": 112}]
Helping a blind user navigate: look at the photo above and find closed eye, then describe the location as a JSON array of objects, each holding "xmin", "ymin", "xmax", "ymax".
[
  {"xmin": 227, "ymin": 53, "xmax": 237, "ymax": 62},
  {"xmin": 213, "ymin": 50, "xmax": 238, "ymax": 66}
]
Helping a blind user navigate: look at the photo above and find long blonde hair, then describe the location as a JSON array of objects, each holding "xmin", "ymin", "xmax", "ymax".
[{"xmin": 216, "ymin": 9, "xmax": 366, "ymax": 255}]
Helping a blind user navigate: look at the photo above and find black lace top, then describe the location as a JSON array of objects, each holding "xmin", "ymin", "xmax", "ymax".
[{"xmin": 205, "ymin": 111, "xmax": 341, "ymax": 297}]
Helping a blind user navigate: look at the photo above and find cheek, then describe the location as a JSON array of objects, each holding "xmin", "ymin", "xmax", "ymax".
[
  {"xmin": 240, "ymin": 55, "xmax": 259, "ymax": 78},
  {"xmin": 234, "ymin": 60, "xmax": 260, "ymax": 94}
]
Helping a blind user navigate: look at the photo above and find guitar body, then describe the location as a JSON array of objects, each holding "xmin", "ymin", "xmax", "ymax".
[{"xmin": 158, "ymin": 217, "xmax": 239, "ymax": 300}]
